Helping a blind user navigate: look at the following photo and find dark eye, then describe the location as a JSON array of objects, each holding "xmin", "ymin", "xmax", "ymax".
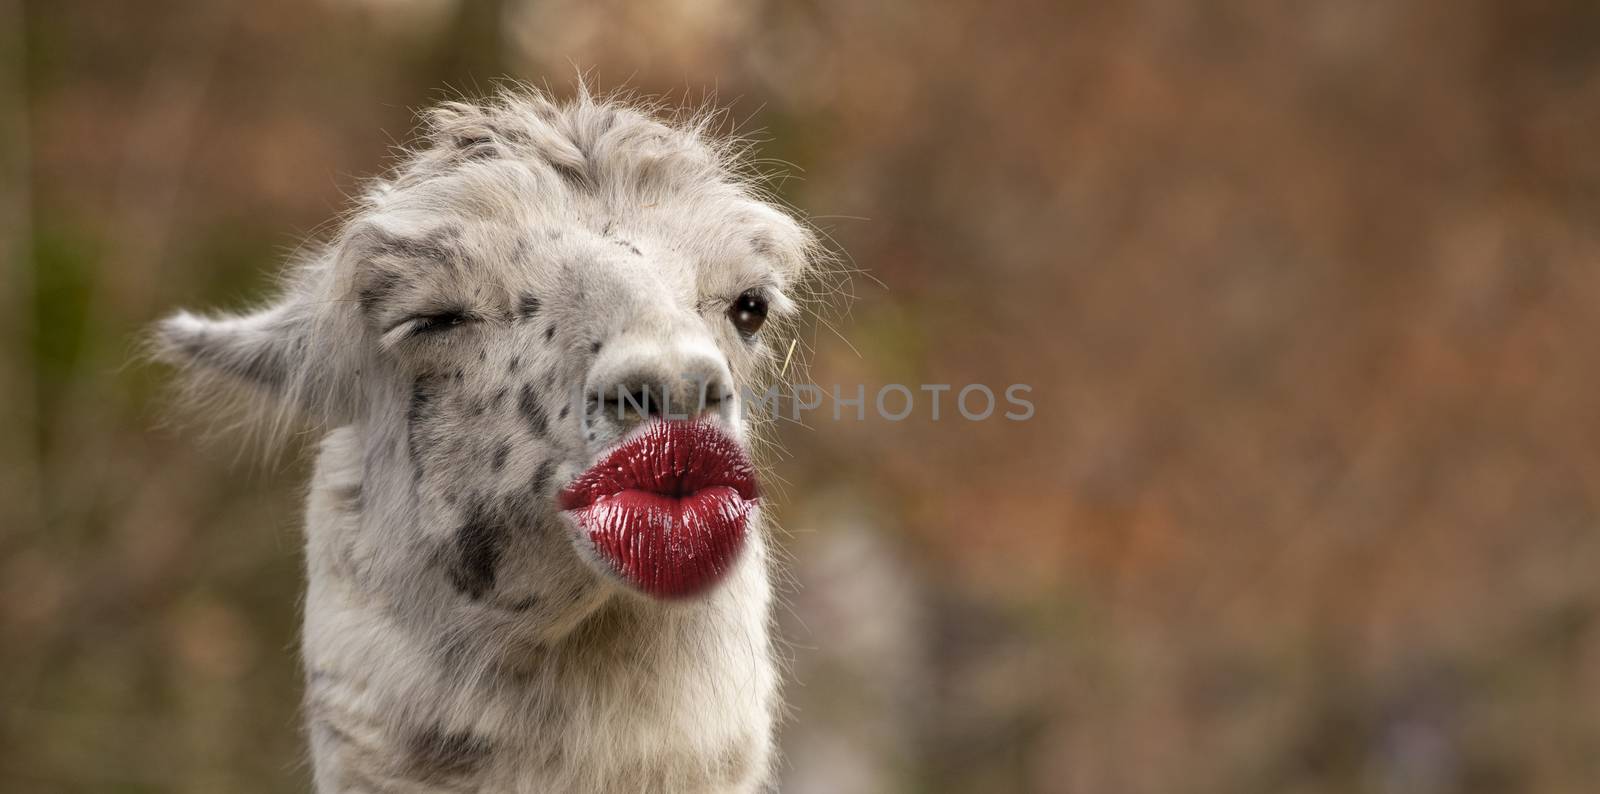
[
  {"xmin": 410, "ymin": 310, "xmax": 472, "ymax": 336},
  {"xmin": 728, "ymin": 290, "xmax": 769, "ymax": 337}
]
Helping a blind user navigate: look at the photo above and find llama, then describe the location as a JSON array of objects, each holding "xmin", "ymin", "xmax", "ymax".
[{"xmin": 154, "ymin": 89, "xmax": 820, "ymax": 793}]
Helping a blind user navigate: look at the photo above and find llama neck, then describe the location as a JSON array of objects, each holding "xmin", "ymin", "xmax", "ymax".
[{"xmin": 507, "ymin": 561, "xmax": 780, "ymax": 789}]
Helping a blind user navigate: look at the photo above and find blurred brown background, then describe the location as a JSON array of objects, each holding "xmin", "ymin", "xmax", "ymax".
[{"xmin": 3, "ymin": 1, "xmax": 1600, "ymax": 792}]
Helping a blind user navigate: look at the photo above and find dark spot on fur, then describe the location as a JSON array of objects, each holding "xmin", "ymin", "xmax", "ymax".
[
  {"xmin": 357, "ymin": 270, "xmax": 401, "ymax": 317},
  {"xmin": 518, "ymin": 383, "xmax": 549, "ymax": 436},
  {"xmin": 453, "ymin": 368, "xmax": 464, "ymax": 382},
  {"xmin": 406, "ymin": 725, "xmax": 493, "ymax": 783},
  {"xmin": 491, "ymin": 386, "xmax": 509, "ymax": 409},
  {"xmin": 407, "ymin": 377, "xmax": 440, "ymax": 470},
  {"xmin": 550, "ymin": 158, "xmax": 588, "ymax": 188},
  {"xmin": 449, "ymin": 502, "xmax": 503, "ymax": 600},
  {"xmin": 611, "ymin": 237, "xmax": 642, "ymax": 256},
  {"xmin": 491, "ymin": 441, "xmax": 510, "ymax": 471},
  {"xmin": 332, "ymin": 483, "xmax": 363, "ymax": 514},
  {"xmin": 499, "ymin": 594, "xmax": 540, "ymax": 611},
  {"xmin": 455, "ymin": 136, "xmax": 497, "ymax": 161},
  {"xmin": 544, "ymin": 325, "xmax": 555, "ymax": 342},
  {"xmin": 518, "ymin": 293, "xmax": 542, "ymax": 319},
  {"xmin": 590, "ymin": 341, "xmax": 602, "ymax": 355},
  {"xmin": 509, "ymin": 236, "xmax": 531, "ymax": 265},
  {"xmin": 507, "ymin": 355, "xmax": 521, "ymax": 373},
  {"xmin": 478, "ymin": 349, "xmax": 487, "ymax": 363},
  {"xmin": 750, "ymin": 233, "xmax": 775, "ymax": 256},
  {"xmin": 559, "ymin": 405, "xmax": 570, "ymax": 419},
  {"xmin": 532, "ymin": 459, "xmax": 556, "ymax": 494}
]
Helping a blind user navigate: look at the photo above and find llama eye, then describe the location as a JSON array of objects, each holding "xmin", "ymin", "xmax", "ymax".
[
  {"xmin": 409, "ymin": 310, "xmax": 473, "ymax": 336},
  {"xmin": 728, "ymin": 290, "xmax": 768, "ymax": 337}
]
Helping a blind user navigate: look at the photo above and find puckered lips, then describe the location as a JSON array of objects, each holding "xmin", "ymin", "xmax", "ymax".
[{"xmin": 558, "ymin": 420, "xmax": 758, "ymax": 599}]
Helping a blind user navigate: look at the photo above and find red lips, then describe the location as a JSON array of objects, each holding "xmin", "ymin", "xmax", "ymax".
[{"xmin": 559, "ymin": 421, "xmax": 758, "ymax": 599}]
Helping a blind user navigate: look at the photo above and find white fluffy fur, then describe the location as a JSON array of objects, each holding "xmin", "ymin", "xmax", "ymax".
[{"xmin": 155, "ymin": 87, "xmax": 820, "ymax": 793}]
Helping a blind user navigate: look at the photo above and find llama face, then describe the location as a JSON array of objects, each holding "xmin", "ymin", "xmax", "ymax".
[
  {"xmin": 157, "ymin": 94, "xmax": 815, "ymax": 633},
  {"xmin": 347, "ymin": 196, "xmax": 787, "ymax": 610}
]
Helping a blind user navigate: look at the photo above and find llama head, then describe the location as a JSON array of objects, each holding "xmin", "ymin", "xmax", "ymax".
[{"xmin": 155, "ymin": 90, "xmax": 817, "ymax": 631}]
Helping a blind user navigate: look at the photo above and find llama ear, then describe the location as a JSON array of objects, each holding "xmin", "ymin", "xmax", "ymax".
[{"xmin": 154, "ymin": 302, "xmax": 307, "ymax": 398}]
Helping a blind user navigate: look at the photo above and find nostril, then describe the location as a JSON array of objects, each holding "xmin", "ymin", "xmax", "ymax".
[
  {"xmin": 591, "ymin": 376, "xmax": 731, "ymax": 422},
  {"xmin": 595, "ymin": 382, "xmax": 673, "ymax": 419},
  {"xmin": 613, "ymin": 384, "xmax": 657, "ymax": 416},
  {"xmin": 698, "ymin": 385, "xmax": 733, "ymax": 407}
]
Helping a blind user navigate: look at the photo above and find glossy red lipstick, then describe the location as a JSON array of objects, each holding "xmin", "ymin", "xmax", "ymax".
[{"xmin": 559, "ymin": 421, "xmax": 758, "ymax": 599}]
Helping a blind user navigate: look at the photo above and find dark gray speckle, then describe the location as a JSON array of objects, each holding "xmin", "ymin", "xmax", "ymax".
[{"xmin": 406, "ymin": 725, "xmax": 492, "ymax": 783}]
